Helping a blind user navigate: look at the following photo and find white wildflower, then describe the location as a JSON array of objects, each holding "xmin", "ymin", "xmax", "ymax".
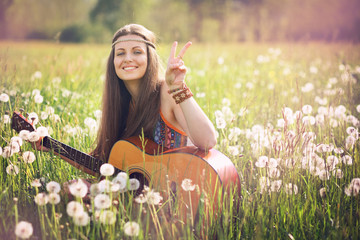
[
  {"xmin": 36, "ymin": 126, "xmax": 49, "ymax": 137},
  {"xmin": 124, "ymin": 221, "xmax": 140, "ymax": 237},
  {"xmin": 68, "ymin": 179, "xmax": 88, "ymax": 198},
  {"xmin": 22, "ymin": 151, "xmax": 36, "ymax": 164},
  {"xmin": 302, "ymin": 105, "xmax": 313, "ymax": 115},
  {"xmin": 28, "ymin": 132, "xmax": 40, "ymax": 142},
  {"xmin": 34, "ymin": 193, "xmax": 48, "ymax": 206},
  {"xmin": 46, "ymin": 181, "xmax": 61, "ymax": 193},
  {"xmin": 19, "ymin": 130, "xmax": 30, "ymax": 141},
  {"xmin": 181, "ymin": 179, "xmax": 196, "ymax": 192},
  {"xmin": 11, "ymin": 136, "xmax": 23, "ymax": 147},
  {"xmin": 15, "ymin": 221, "xmax": 33, "ymax": 239},
  {"xmin": 2, "ymin": 114, "xmax": 10, "ymax": 124},
  {"xmin": 6, "ymin": 164, "xmax": 19, "ymax": 175},
  {"xmin": 99, "ymin": 210, "xmax": 116, "ymax": 224},
  {"xmin": 28, "ymin": 112, "xmax": 39, "ymax": 125},
  {"xmin": 34, "ymin": 94, "xmax": 43, "ymax": 104},
  {"xmin": 100, "ymin": 163, "xmax": 115, "ymax": 176},
  {"xmin": 94, "ymin": 194, "xmax": 111, "ymax": 209},
  {"xmin": 73, "ymin": 211, "xmax": 90, "ymax": 226},
  {"xmin": 0, "ymin": 93, "xmax": 9, "ymax": 102},
  {"xmin": 31, "ymin": 179, "xmax": 42, "ymax": 187},
  {"xmin": 128, "ymin": 178, "xmax": 140, "ymax": 191},
  {"xmin": 48, "ymin": 193, "xmax": 61, "ymax": 205},
  {"xmin": 146, "ymin": 190, "xmax": 163, "ymax": 205},
  {"xmin": 344, "ymin": 178, "xmax": 360, "ymax": 196},
  {"xmin": 342, "ymin": 155, "xmax": 352, "ymax": 165},
  {"xmin": 270, "ymin": 180, "xmax": 282, "ymax": 192},
  {"xmin": 66, "ymin": 201, "xmax": 84, "ymax": 217}
]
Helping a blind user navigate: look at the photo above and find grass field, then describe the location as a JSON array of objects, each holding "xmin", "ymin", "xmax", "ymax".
[{"xmin": 1, "ymin": 41, "xmax": 360, "ymax": 239}]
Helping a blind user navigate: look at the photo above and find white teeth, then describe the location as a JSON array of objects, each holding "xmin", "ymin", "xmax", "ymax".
[{"xmin": 123, "ymin": 67, "xmax": 136, "ymax": 71}]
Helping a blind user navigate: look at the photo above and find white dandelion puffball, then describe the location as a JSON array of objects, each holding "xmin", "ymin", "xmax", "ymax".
[
  {"xmin": 19, "ymin": 130, "xmax": 30, "ymax": 141},
  {"xmin": 15, "ymin": 221, "xmax": 33, "ymax": 239},
  {"xmin": 181, "ymin": 179, "xmax": 196, "ymax": 192},
  {"xmin": 36, "ymin": 126, "xmax": 49, "ymax": 137},
  {"xmin": 94, "ymin": 194, "xmax": 111, "ymax": 209},
  {"xmin": 99, "ymin": 210, "xmax": 117, "ymax": 225},
  {"xmin": 34, "ymin": 193, "xmax": 48, "ymax": 206},
  {"xmin": 68, "ymin": 179, "xmax": 88, "ymax": 198},
  {"xmin": 22, "ymin": 151, "xmax": 36, "ymax": 164},
  {"xmin": 124, "ymin": 221, "xmax": 140, "ymax": 237},
  {"xmin": 0, "ymin": 93, "xmax": 10, "ymax": 102},
  {"xmin": 48, "ymin": 193, "xmax": 61, "ymax": 205},
  {"xmin": 66, "ymin": 201, "xmax": 84, "ymax": 217},
  {"xmin": 128, "ymin": 178, "xmax": 140, "ymax": 191},
  {"xmin": 28, "ymin": 132, "xmax": 40, "ymax": 142},
  {"xmin": 73, "ymin": 211, "xmax": 90, "ymax": 226},
  {"xmin": 100, "ymin": 163, "xmax": 115, "ymax": 176},
  {"xmin": 6, "ymin": 164, "xmax": 19, "ymax": 175},
  {"xmin": 46, "ymin": 181, "xmax": 61, "ymax": 193}
]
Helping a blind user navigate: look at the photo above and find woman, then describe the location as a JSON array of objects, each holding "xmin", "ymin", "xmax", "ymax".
[{"xmin": 91, "ymin": 24, "xmax": 216, "ymax": 161}]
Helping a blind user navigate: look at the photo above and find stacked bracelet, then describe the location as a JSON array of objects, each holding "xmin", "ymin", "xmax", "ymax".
[
  {"xmin": 167, "ymin": 83, "xmax": 185, "ymax": 94},
  {"xmin": 172, "ymin": 86, "xmax": 193, "ymax": 104}
]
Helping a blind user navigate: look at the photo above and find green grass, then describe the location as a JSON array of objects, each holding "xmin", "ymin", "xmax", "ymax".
[{"xmin": 1, "ymin": 41, "xmax": 360, "ymax": 239}]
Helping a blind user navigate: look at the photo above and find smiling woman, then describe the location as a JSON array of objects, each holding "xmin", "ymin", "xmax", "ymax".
[{"xmin": 91, "ymin": 24, "xmax": 217, "ymax": 161}]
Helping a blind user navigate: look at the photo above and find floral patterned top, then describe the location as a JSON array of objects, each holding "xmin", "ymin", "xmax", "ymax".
[{"xmin": 153, "ymin": 111, "xmax": 189, "ymax": 149}]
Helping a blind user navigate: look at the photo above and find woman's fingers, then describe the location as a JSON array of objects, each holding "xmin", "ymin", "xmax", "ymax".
[{"xmin": 177, "ymin": 41, "xmax": 192, "ymax": 59}]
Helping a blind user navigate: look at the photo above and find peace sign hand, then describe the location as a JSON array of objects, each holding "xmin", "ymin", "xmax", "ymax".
[{"xmin": 165, "ymin": 41, "xmax": 192, "ymax": 89}]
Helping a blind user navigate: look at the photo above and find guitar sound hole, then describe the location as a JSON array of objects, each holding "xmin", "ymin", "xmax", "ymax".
[{"xmin": 129, "ymin": 172, "xmax": 148, "ymax": 196}]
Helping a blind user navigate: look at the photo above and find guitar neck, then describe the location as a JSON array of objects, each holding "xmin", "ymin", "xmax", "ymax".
[{"xmin": 42, "ymin": 136, "xmax": 104, "ymax": 175}]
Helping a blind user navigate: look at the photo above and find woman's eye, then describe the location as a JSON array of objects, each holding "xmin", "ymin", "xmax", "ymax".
[
  {"xmin": 134, "ymin": 50, "xmax": 143, "ymax": 55},
  {"xmin": 116, "ymin": 52, "xmax": 125, "ymax": 56}
]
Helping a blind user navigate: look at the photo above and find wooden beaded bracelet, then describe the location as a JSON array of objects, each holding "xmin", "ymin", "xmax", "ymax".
[{"xmin": 172, "ymin": 86, "xmax": 193, "ymax": 104}]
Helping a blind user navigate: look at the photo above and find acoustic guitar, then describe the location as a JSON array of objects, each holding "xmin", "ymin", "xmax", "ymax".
[{"xmin": 11, "ymin": 111, "xmax": 241, "ymax": 221}]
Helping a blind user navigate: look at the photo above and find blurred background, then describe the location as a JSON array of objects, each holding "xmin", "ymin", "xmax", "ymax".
[{"xmin": 0, "ymin": 0, "xmax": 359, "ymax": 43}]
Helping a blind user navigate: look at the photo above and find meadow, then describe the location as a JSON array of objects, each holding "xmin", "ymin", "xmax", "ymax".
[{"xmin": 0, "ymin": 40, "xmax": 359, "ymax": 239}]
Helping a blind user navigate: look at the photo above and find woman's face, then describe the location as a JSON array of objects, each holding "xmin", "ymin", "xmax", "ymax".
[{"xmin": 113, "ymin": 35, "xmax": 148, "ymax": 83}]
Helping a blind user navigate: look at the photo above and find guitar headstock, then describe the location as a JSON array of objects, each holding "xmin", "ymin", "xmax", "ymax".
[{"xmin": 11, "ymin": 111, "xmax": 36, "ymax": 133}]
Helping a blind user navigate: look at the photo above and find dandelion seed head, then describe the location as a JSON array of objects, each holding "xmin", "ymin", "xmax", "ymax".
[
  {"xmin": 73, "ymin": 211, "xmax": 90, "ymax": 226},
  {"xmin": 28, "ymin": 112, "xmax": 39, "ymax": 125},
  {"xmin": 19, "ymin": 130, "xmax": 30, "ymax": 141},
  {"xmin": 2, "ymin": 114, "xmax": 11, "ymax": 124},
  {"xmin": 319, "ymin": 187, "xmax": 326, "ymax": 198},
  {"xmin": 22, "ymin": 151, "xmax": 36, "ymax": 164},
  {"xmin": 270, "ymin": 180, "xmax": 282, "ymax": 192},
  {"xmin": 0, "ymin": 93, "xmax": 10, "ymax": 102},
  {"xmin": 36, "ymin": 126, "xmax": 49, "ymax": 137},
  {"xmin": 66, "ymin": 201, "xmax": 84, "ymax": 217},
  {"xmin": 342, "ymin": 155, "xmax": 352, "ymax": 165},
  {"xmin": 128, "ymin": 178, "xmax": 140, "ymax": 191},
  {"xmin": 181, "ymin": 179, "xmax": 196, "ymax": 192},
  {"xmin": 34, "ymin": 193, "xmax": 48, "ymax": 206},
  {"xmin": 68, "ymin": 179, "xmax": 88, "ymax": 198},
  {"xmin": 10, "ymin": 141, "xmax": 20, "ymax": 154},
  {"xmin": 34, "ymin": 94, "xmax": 43, "ymax": 104},
  {"xmin": 6, "ymin": 164, "xmax": 19, "ymax": 175},
  {"xmin": 302, "ymin": 105, "xmax": 313, "ymax": 115},
  {"xmin": 124, "ymin": 221, "xmax": 140, "ymax": 237},
  {"xmin": 146, "ymin": 190, "xmax": 163, "ymax": 205},
  {"xmin": 11, "ymin": 136, "xmax": 23, "ymax": 147},
  {"xmin": 46, "ymin": 181, "xmax": 61, "ymax": 193},
  {"xmin": 94, "ymin": 194, "xmax": 111, "ymax": 209},
  {"xmin": 15, "ymin": 221, "xmax": 33, "ymax": 239},
  {"xmin": 99, "ymin": 210, "xmax": 117, "ymax": 225},
  {"xmin": 28, "ymin": 132, "xmax": 40, "ymax": 142},
  {"xmin": 100, "ymin": 163, "xmax": 115, "ymax": 176},
  {"xmin": 31, "ymin": 179, "xmax": 42, "ymax": 187},
  {"xmin": 48, "ymin": 193, "xmax": 61, "ymax": 204}
]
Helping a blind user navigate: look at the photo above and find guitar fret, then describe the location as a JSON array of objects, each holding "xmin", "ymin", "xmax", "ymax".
[{"xmin": 43, "ymin": 136, "xmax": 104, "ymax": 174}]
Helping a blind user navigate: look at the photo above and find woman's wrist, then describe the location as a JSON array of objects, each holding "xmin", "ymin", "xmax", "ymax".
[{"xmin": 168, "ymin": 84, "xmax": 193, "ymax": 104}]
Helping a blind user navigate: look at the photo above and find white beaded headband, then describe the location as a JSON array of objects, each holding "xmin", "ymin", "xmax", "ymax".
[{"xmin": 112, "ymin": 38, "xmax": 156, "ymax": 49}]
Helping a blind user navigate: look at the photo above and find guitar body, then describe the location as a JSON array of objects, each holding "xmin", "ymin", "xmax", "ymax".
[
  {"xmin": 108, "ymin": 137, "xmax": 241, "ymax": 220},
  {"xmin": 11, "ymin": 111, "xmax": 241, "ymax": 221}
]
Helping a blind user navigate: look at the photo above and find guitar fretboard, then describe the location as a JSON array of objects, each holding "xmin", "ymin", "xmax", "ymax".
[{"xmin": 43, "ymin": 136, "xmax": 103, "ymax": 174}]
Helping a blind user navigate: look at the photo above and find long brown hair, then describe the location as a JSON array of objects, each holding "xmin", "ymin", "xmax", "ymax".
[{"xmin": 92, "ymin": 24, "xmax": 163, "ymax": 160}]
